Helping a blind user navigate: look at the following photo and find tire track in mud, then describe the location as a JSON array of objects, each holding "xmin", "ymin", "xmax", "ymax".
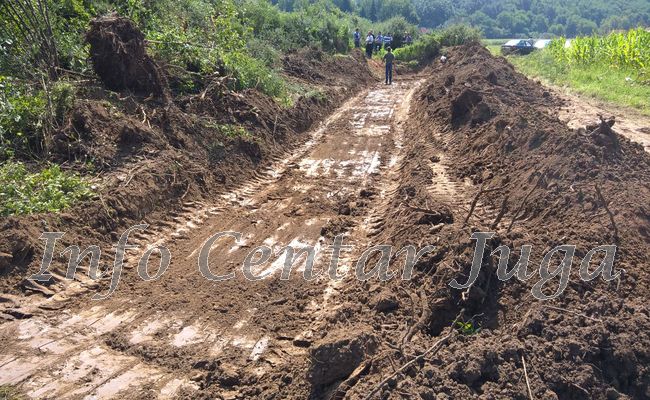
[{"xmin": 0, "ymin": 80, "xmax": 427, "ymax": 399}]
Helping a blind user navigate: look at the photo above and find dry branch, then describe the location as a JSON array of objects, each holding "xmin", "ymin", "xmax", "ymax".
[
  {"xmin": 491, "ymin": 196, "xmax": 509, "ymax": 230},
  {"xmin": 521, "ymin": 355, "xmax": 534, "ymax": 400},
  {"xmin": 594, "ymin": 184, "xmax": 619, "ymax": 241},
  {"xmin": 463, "ymin": 185, "xmax": 505, "ymax": 226}
]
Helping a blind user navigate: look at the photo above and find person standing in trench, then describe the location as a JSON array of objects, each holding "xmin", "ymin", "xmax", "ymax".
[{"xmin": 383, "ymin": 47, "xmax": 395, "ymax": 85}]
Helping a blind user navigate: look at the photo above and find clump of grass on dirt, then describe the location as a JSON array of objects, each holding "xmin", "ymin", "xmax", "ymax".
[
  {"xmin": 508, "ymin": 49, "xmax": 650, "ymax": 115},
  {"xmin": 0, "ymin": 161, "xmax": 94, "ymax": 216},
  {"xmin": 216, "ymin": 123, "xmax": 250, "ymax": 138}
]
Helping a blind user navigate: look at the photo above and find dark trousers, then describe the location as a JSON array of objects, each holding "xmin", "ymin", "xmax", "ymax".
[
  {"xmin": 385, "ymin": 63, "xmax": 393, "ymax": 84},
  {"xmin": 354, "ymin": 40, "xmax": 360, "ymax": 48},
  {"xmin": 365, "ymin": 43, "xmax": 373, "ymax": 58}
]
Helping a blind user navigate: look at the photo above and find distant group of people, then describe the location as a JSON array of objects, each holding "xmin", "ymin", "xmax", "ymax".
[
  {"xmin": 353, "ymin": 28, "xmax": 413, "ymax": 58},
  {"xmin": 353, "ymin": 28, "xmax": 414, "ymax": 85}
]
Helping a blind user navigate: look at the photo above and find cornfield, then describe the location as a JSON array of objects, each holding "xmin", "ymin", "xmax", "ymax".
[{"xmin": 549, "ymin": 28, "xmax": 649, "ymax": 77}]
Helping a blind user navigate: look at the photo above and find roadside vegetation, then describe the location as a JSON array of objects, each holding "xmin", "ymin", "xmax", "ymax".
[
  {"xmin": 394, "ymin": 25, "xmax": 481, "ymax": 65},
  {"xmin": 0, "ymin": 0, "xmax": 376, "ymax": 217},
  {"xmin": 0, "ymin": 162, "xmax": 94, "ymax": 217},
  {"xmin": 278, "ymin": 0, "xmax": 650, "ymax": 38},
  {"xmin": 505, "ymin": 29, "xmax": 650, "ymax": 114}
]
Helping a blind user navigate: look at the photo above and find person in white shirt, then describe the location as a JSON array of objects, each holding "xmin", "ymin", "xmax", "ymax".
[{"xmin": 365, "ymin": 31, "xmax": 375, "ymax": 58}]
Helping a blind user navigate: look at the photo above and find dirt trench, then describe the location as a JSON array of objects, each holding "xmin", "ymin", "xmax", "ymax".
[
  {"xmin": 0, "ymin": 78, "xmax": 425, "ymax": 399},
  {"xmin": 2, "ymin": 44, "xmax": 650, "ymax": 400}
]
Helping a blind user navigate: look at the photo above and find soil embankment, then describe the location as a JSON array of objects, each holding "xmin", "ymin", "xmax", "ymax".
[{"xmin": 339, "ymin": 44, "xmax": 650, "ymax": 400}]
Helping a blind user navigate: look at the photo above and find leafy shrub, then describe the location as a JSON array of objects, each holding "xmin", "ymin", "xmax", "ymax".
[
  {"xmin": 246, "ymin": 38, "xmax": 282, "ymax": 68},
  {"xmin": 437, "ymin": 24, "xmax": 482, "ymax": 47},
  {"xmin": 222, "ymin": 52, "xmax": 287, "ymax": 98},
  {"xmin": 394, "ymin": 33, "xmax": 441, "ymax": 63},
  {"xmin": 242, "ymin": 0, "xmax": 358, "ymax": 53},
  {"xmin": 0, "ymin": 161, "xmax": 94, "ymax": 216},
  {"xmin": 0, "ymin": 77, "xmax": 75, "ymax": 160},
  {"xmin": 394, "ymin": 25, "xmax": 482, "ymax": 64}
]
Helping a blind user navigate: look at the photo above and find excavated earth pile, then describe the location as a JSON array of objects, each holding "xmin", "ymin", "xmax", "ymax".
[{"xmin": 334, "ymin": 45, "xmax": 650, "ymax": 400}]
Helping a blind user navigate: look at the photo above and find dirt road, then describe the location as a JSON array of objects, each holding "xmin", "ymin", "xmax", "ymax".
[
  {"xmin": 551, "ymin": 86, "xmax": 650, "ymax": 153},
  {"xmin": 0, "ymin": 79, "xmax": 424, "ymax": 399}
]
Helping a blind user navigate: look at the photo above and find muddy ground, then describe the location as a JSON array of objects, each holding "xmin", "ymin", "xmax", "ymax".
[{"xmin": 1, "ymin": 41, "xmax": 650, "ymax": 400}]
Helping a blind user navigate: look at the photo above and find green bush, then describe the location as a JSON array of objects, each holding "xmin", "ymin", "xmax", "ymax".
[
  {"xmin": 0, "ymin": 77, "xmax": 75, "ymax": 160},
  {"xmin": 394, "ymin": 25, "xmax": 482, "ymax": 64},
  {"xmin": 394, "ymin": 33, "xmax": 441, "ymax": 63},
  {"xmin": 242, "ymin": 0, "xmax": 358, "ymax": 53},
  {"xmin": 0, "ymin": 161, "xmax": 94, "ymax": 216},
  {"xmin": 222, "ymin": 52, "xmax": 287, "ymax": 99},
  {"xmin": 437, "ymin": 24, "xmax": 482, "ymax": 47}
]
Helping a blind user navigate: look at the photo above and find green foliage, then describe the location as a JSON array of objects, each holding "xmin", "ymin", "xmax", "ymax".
[
  {"xmin": 394, "ymin": 33, "xmax": 440, "ymax": 63},
  {"xmin": 508, "ymin": 44, "xmax": 650, "ymax": 115},
  {"xmin": 242, "ymin": 0, "xmax": 358, "ymax": 53},
  {"xmin": 440, "ymin": 0, "xmax": 650, "ymax": 38},
  {"xmin": 0, "ymin": 77, "xmax": 75, "ymax": 160},
  {"xmin": 222, "ymin": 52, "xmax": 287, "ymax": 98},
  {"xmin": 455, "ymin": 320, "xmax": 481, "ymax": 335},
  {"xmin": 215, "ymin": 123, "xmax": 250, "ymax": 138},
  {"xmin": 549, "ymin": 28, "xmax": 650, "ymax": 76},
  {"xmin": 394, "ymin": 25, "xmax": 481, "ymax": 64},
  {"xmin": 437, "ymin": 24, "xmax": 482, "ymax": 47},
  {"xmin": 0, "ymin": 161, "xmax": 94, "ymax": 216},
  {"xmin": 358, "ymin": 0, "xmax": 419, "ymax": 24},
  {"xmin": 140, "ymin": 0, "xmax": 248, "ymax": 73}
]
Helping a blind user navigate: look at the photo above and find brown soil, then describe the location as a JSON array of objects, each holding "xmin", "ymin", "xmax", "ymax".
[
  {"xmin": 552, "ymin": 87, "xmax": 650, "ymax": 153},
  {"xmin": 86, "ymin": 14, "xmax": 168, "ymax": 99},
  {"xmin": 1, "ymin": 42, "xmax": 650, "ymax": 400}
]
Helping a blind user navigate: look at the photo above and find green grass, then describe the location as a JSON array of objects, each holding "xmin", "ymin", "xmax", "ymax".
[
  {"xmin": 482, "ymin": 38, "xmax": 510, "ymax": 46},
  {"xmin": 486, "ymin": 45, "xmax": 502, "ymax": 56},
  {"xmin": 507, "ymin": 50, "xmax": 650, "ymax": 115},
  {"xmin": 0, "ymin": 161, "xmax": 94, "ymax": 216}
]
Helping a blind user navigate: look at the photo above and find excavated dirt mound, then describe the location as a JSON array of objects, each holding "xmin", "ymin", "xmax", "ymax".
[
  {"xmin": 331, "ymin": 45, "xmax": 650, "ymax": 399},
  {"xmin": 86, "ymin": 14, "xmax": 168, "ymax": 98}
]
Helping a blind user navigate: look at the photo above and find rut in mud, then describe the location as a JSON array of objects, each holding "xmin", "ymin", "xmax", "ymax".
[{"xmin": 0, "ymin": 79, "xmax": 424, "ymax": 399}]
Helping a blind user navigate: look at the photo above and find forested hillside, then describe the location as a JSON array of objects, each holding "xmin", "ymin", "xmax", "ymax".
[{"xmin": 275, "ymin": 0, "xmax": 650, "ymax": 37}]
